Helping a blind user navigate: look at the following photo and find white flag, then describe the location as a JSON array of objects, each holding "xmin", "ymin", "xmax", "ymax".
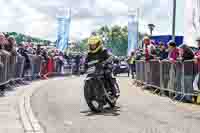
[
  {"xmin": 128, "ymin": 9, "xmax": 139, "ymax": 56},
  {"xmin": 184, "ymin": 0, "xmax": 200, "ymax": 47}
]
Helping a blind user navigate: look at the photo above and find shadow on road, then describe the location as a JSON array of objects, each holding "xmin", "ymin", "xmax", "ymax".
[{"xmin": 81, "ymin": 106, "xmax": 121, "ymax": 116}]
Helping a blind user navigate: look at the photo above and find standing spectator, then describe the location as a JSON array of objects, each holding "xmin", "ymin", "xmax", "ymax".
[
  {"xmin": 55, "ymin": 51, "xmax": 64, "ymax": 73},
  {"xmin": 75, "ymin": 54, "xmax": 81, "ymax": 74},
  {"xmin": 0, "ymin": 33, "xmax": 4, "ymax": 50},
  {"xmin": 143, "ymin": 36, "xmax": 155, "ymax": 84},
  {"xmin": 194, "ymin": 36, "xmax": 200, "ymax": 102},
  {"xmin": 26, "ymin": 39, "xmax": 32, "ymax": 47},
  {"xmin": 0, "ymin": 33, "xmax": 5, "ymax": 67},
  {"xmin": 0, "ymin": 33, "xmax": 9, "ymax": 76},
  {"xmin": 26, "ymin": 43, "xmax": 35, "ymax": 54},
  {"xmin": 194, "ymin": 37, "xmax": 200, "ymax": 63},
  {"xmin": 167, "ymin": 40, "xmax": 179, "ymax": 63},
  {"xmin": 40, "ymin": 49, "xmax": 48, "ymax": 79},
  {"xmin": 167, "ymin": 41, "xmax": 180, "ymax": 98},
  {"xmin": 0, "ymin": 33, "xmax": 11, "ymax": 58},
  {"xmin": 7, "ymin": 36, "xmax": 17, "ymax": 56},
  {"xmin": 17, "ymin": 43, "xmax": 31, "ymax": 78},
  {"xmin": 179, "ymin": 44, "xmax": 194, "ymax": 61},
  {"xmin": 150, "ymin": 40, "xmax": 158, "ymax": 57},
  {"xmin": 143, "ymin": 36, "xmax": 155, "ymax": 61},
  {"xmin": 127, "ymin": 51, "xmax": 136, "ymax": 79},
  {"xmin": 0, "ymin": 33, "xmax": 9, "ymax": 90},
  {"xmin": 46, "ymin": 51, "xmax": 55, "ymax": 76},
  {"xmin": 178, "ymin": 44, "xmax": 194, "ymax": 103},
  {"xmin": 36, "ymin": 44, "xmax": 42, "ymax": 55},
  {"xmin": 7, "ymin": 36, "xmax": 18, "ymax": 80},
  {"xmin": 159, "ymin": 42, "xmax": 168, "ymax": 60},
  {"xmin": 64, "ymin": 53, "xmax": 70, "ymax": 65},
  {"xmin": 135, "ymin": 49, "xmax": 143, "ymax": 60},
  {"xmin": 0, "ymin": 33, "xmax": 6, "ymax": 50}
]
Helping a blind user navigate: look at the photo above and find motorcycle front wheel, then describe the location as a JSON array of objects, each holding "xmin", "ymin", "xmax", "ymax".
[{"xmin": 84, "ymin": 79, "xmax": 104, "ymax": 113}]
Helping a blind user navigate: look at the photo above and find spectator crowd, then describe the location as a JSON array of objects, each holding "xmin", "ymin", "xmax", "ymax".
[
  {"xmin": 0, "ymin": 32, "xmax": 85, "ymax": 92},
  {"xmin": 126, "ymin": 36, "xmax": 200, "ymax": 64},
  {"xmin": 127, "ymin": 36, "xmax": 200, "ymax": 103},
  {"xmin": 124, "ymin": 36, "xmax": 200, "ymax": 80}
]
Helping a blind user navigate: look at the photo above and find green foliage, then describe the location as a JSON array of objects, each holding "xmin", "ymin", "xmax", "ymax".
[
  {"xmin": 79, "ymin": 25, "xmax": 134, "ymax": 56},
  {"xmin": 79, "ymin": 39, "xmax": 88, "ymax": 52},
  {"xmin": 78, "ymin": 25, "xmax": 148, "ymax": 56},
  {"xmin": 4, "ymin": 32, "xmax": 51, "ymax": 45},
  {"xmin": 96, "ymin": 25, "xmax": 128, "ymax": 56}
]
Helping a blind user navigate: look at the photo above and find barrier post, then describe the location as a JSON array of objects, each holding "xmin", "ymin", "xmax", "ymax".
[
  {"xmin": 182, "ymin": 60, "xmax": 195, "ymax": 102},
  {"xmin": 135, "ymin": 61, "xmax": 139, "ymax": 80},
  {"xmin": 160, "ymin": 61, "xmax": 165, "ymax": 96},
  {"xmin": 180, "ymin": 61, "xmax": 185, "ymax": 101}
]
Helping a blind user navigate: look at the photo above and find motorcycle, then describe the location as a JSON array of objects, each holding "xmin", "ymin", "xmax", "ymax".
[{"xmin": 84, "ymin": 59, "xmax": 120, "ymax": 112}]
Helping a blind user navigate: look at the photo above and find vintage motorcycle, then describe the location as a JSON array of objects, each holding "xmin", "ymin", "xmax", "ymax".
[{"xmin": 84, "ymin": 59, "xmax": 120, "ymax": 112}]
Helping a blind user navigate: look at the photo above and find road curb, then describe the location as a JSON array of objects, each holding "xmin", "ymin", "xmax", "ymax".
[{"xmin": 18, "ymin": 80, "xmax": 49, "ymax": 133}]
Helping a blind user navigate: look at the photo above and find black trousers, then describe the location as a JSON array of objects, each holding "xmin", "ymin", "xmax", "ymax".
[{"xmin": 129, "ymin": 64, "xmax": 135, "ymax": 77}]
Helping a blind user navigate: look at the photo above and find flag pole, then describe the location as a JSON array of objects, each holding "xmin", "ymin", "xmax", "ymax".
[{"xmin": 172, "ymin": 0, "xmax": 176, "ymax": 41}]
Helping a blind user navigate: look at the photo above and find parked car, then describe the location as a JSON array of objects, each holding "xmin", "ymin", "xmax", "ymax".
[{"xmin": 113, "ymin": 60, "xmax": 129, "ymax": 76}]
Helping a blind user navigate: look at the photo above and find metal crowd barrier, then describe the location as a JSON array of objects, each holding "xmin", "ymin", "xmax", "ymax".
[
  {"xmin": 0, "ymin": 51, "xmax": 74, "ymax": 88},
  {"xmin": 145, "ymin": 60, "xmax": 160, "ymax": 87},
  {"xmin": 135, "ymin": 60, "xmax": 200, "ymax": 101},
  {"xmin": 25, "ymin": 54, "xmax": 42, "ymax": 80},
  {"xmin": 15, "ymin": 55, "xmax": 25, "ymax": 79},
  {"xmin": 33, "ymin": 55, "xmax": 42, "ymax": 78},
  {"xmin": 0, "ymin": 51, "xmax": 11, "ymax": 85},
  {"xmin": 0, "ymin": 51, "xmax": 25, "ymax": 86},
  {"xmin": 54, "ymin": 58, "xmax": 73, "ymax": 75},
  {"xmin": 135, "ymin": 60, "xmax": 145, "ymax": 82}
]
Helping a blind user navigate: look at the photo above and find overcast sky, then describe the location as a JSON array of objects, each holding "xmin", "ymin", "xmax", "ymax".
[{"xmin": 0, "ymin": 0, "xmax": 185, "ymax": 41}]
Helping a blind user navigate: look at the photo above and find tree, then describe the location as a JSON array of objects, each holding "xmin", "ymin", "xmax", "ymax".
[
  {"xmin": 5, "ymin": 32, "xmax": 52, "ymax": 45},
  {"xmin": 79, "ymin": 38, "xmax": 88, "ymax": 53},
  {"xmin": 79, "ymin": 25, "xmax": 128, "ymax": 56},
  {"xmin": 79, "ymin": 25, "xmax": 152, "ymax": 56}
]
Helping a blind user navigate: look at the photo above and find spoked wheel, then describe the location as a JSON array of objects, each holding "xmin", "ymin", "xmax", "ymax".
[{"xmin": 84, "ymin": 80, "xmax": 104, "ymax": 113}]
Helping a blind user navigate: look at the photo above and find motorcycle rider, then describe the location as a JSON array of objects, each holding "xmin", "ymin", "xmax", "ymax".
[{"xmin": 84, "ymin": 35, "xmax": 120, "ymax": 97}]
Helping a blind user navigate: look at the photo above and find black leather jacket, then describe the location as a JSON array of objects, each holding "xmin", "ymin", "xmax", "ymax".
[{"xmin": 85, "ymin": 49, "xmax": 111, "ymax": 69}]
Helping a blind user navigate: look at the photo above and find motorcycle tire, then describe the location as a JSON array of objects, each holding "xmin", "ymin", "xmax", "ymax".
[
  {"xmin": 84, "ymin": 79, "xmax": 104, "ymax": 113},
  {"xmin": 106, "ymin": 78, "xmax": 119, "ymax": 108}
]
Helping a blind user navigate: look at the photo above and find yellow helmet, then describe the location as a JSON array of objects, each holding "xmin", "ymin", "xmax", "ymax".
[{"xmin": 87, "ymin": 36, "xmax": 103, "ymax": 53}]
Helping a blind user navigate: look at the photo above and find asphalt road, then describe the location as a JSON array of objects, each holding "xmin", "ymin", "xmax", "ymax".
[{"xmin": 31, "ymin": 76, "xmax": 200, "ymax": 133}]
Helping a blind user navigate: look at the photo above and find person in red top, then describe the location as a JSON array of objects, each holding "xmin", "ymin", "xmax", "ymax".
[
  {"xmin": 167, "ymin": 40, "xmax": 179, "ymax": 63},
  {"xmin": 194, "ymin": 37, "xmax": 200, "ymax": 61},
  {"xmin": 47, "ymin": 52, "xmax": 55, "ymax": 74},
  {"xmin": 144, "ymin": 37, "xmax": 150, "ymax": 61},
  {"xmin": 47, "ymin": 57, "xmax": 54, "ymax": 73},
  {"xmin": 143, "ymin": 36, "xmax": 154, "ymax": 61},
  {"xmin": 194, "ymin": 37, "xmax": 200, "ymax": 72}
]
